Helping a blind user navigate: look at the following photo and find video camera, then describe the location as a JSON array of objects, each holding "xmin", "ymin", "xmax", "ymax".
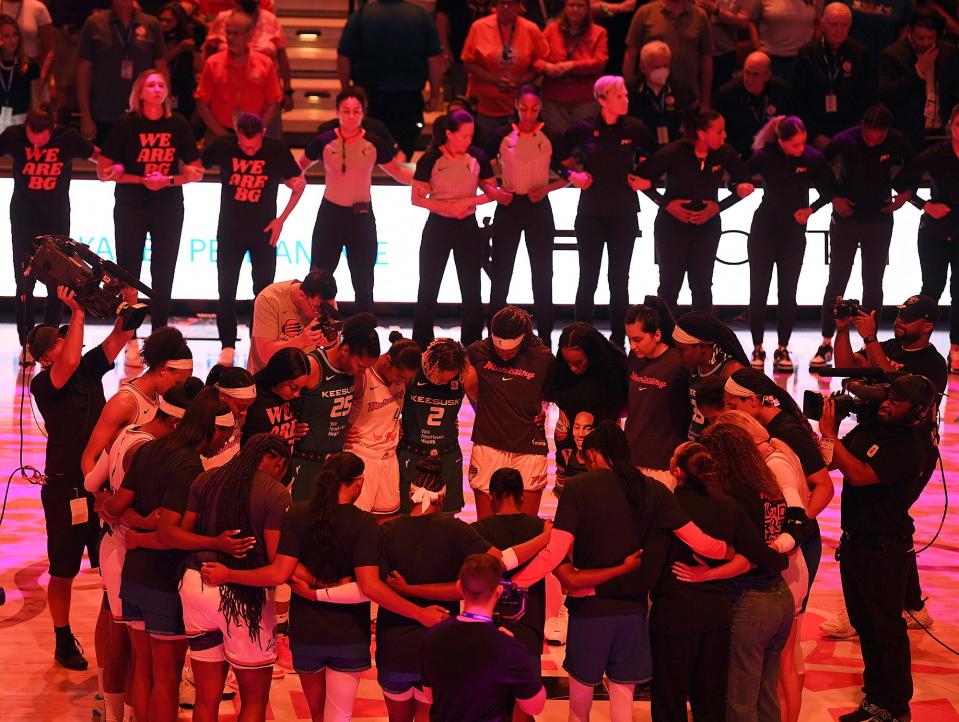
[
  {"xmin": 803, "ymin": 367, "xmax": 899, "ymax": 422},
  {"xmin": 833, "ymin": 298, "xmax": 862, "ymax": 319},
  {"xmin": 23, "ymin": 235, "xmax": 152, "ymax": 331},
  {"xmin": 494, "ymin": 578, "xmax": 528, "ymax": 624}
]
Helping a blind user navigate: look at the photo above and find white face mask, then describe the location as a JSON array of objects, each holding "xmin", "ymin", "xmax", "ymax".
[{"xmin": 648, "ymin": 67, "xmax": 670, "ymax": 86}]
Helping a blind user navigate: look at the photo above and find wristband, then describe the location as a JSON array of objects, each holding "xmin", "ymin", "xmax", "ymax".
[
  {"xmin": 501, "ymin": 547, "xmax": 519, "ymax": 571},
  {"xmin": 862, "ymin": 336, "xmax": 877, "ymax": 344},
  {"xmin": 557, "ymin": 166, "xmax": 572, "ymax": 180}
]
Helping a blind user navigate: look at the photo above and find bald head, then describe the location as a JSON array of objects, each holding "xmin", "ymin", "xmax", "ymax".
[
  {"xmin": 742, "ymin": 51, "xmax": 772, "ymax": 95},
  {"xmin": 822, "ymin": 2, "xmax": 853, "ymax": 48}
]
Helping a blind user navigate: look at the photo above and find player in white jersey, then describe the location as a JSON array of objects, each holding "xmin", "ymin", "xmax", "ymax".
[
  {"xmin": 87, "ymin": 381, "xmax": 200, "ymax": 722},
  {"xmin": 345, "ymin": 332, "xmax": 421, "ymax": 516},
  {"xmin": 81, "ymin": 327, "xmax": 194, "ymax": 483}
]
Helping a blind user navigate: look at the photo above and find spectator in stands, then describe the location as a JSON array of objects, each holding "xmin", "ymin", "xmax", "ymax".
[
  {"xmin": 338, "ymin": 0, "xmax": 445, "ymax": 161},
  {"xmin": 792, "ymin": 2, "xmax": 874, "ymax": 149},
  {"xmin": 593, "ymin": 0, "xmax": 636, "ymax": 78},
  {"xmin": 158, "ymin": 2, "xmax": 200, "ymax": 123},
  {"xmin": 749, "ymin": 0, "xmax": 821, "ymax": 81},
  {"xmin": 623, "ymin": 0, "xmax": 714, "ymax": 105},
  {"xmin": 195, "ymin": 9, "xmax": 282, "ymax": 139},
  {"xmin": 461, "ymin": 0, "xmax": 549, "ymax": 137},
  {"xmin": 47, "ymin": 0, "xmax": 110, "ymax": 122},
  {"xmin": 0, "ymin": 0, "xmax": 53, "ymax": 70},
  {"xmin": 204, "ymin": 0, "xmax": 292, "ymax": 134},
  {"xmin": 879, "ymin": 7, "xmax": 959, "ymax": 152},
  {"xmin": 247, "ymin": 269, "xmax": 338, "ymax": 374},
  {"xmin": 537, "ymin": 0, "xmax": 608, "ymax": 136},
  {"xmin": 77, "ymin": 0, "xmax": 168, "ymax": 144},
  {"xmin": 698, "ymin": 0, "xmax": 753, "ymax": 90},
  {"xmin": 0, "ymin": 16, "xmax": 40, "ymax": 130},
  {"xmin": 717, "ymin": 50, "xmax": 793, "ymax": 157},
  {"xmin": 199, "ymin": 0, "xmax": 274, "ymax": 18},
  {"xmin": 628, "ymin": 40, "xmax": 696, "ymax": 147},
  {"xmin": 848, "ymin": 0, "xmax": 912, "ymax": 65},
  {"xmin": 436, "ymin": 0, "xmax": 492, "ymax": 100},
  {"xmin": 525, "ymin": 0, "xmax": 565, "ymax": 28}
]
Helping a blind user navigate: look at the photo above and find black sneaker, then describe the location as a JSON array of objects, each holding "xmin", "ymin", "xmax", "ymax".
[
  {"xmin": 773, "ymin": 348, "xmax": 794, "ymax": 374},
  {"xmin": 751, "ymin": 348, "xmax": 766, "ymax": 368},
  {"xmin": 839, "ymin": 701, "xmax": 893, "ymax": 722},
  {"xmin": 55, "ymin": 634, "xmax": 89, "ymax": 670},
  {"xmin": 810, "ymin": 343, "xmax": 833, "ymax": 369}
]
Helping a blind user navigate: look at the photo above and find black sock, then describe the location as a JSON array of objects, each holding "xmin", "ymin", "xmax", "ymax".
[
  {"xmin": 54, "ymin": 624, "xmax": 73, "ymax": 646},
  {"xmin": 276, "ymin": 621, "xmax": 288, "ymax": 636}
]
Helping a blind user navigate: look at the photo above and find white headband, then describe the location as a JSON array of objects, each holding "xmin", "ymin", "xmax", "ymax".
[
  {"xmin": 492, "ymin": 334, "xmax": 524, "ymax": 351},
  {"xmin": 724, "ymin": 377, "xmax": 756, "ymax": 398},
  {"xmin": 672, "ymin": 326, "xmax": 704, "ymax": 345},
  {"xmin": 410, "ymin": 484, "xmax": 443, "ymax": 514},
  {"xmin": 217, "ymin": 384, "xmax": 256, "ymax": 400},
  {"xmin": 216, "ymin": 411, "xmax": 236, "ymax": 427},
  {"xmin": 158, "ymin": 399, "xmax": 186, "ymax": 418},
  {"xmin": 164, "ymin": 358, "xmax": 194, "ymax": 370}
]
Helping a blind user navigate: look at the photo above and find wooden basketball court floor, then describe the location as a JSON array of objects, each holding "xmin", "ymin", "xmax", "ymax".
[{"xmin": 1, "ymin": 319, "xmax": 957, "ymax": 722}]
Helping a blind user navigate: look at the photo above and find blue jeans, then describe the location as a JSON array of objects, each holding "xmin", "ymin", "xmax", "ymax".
[{"xmin": 726, "ymin": 579, "xmax": 793, "ymax": 722}]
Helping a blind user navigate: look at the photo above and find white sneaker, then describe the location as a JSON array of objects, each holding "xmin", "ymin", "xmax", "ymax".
[
  {"xmin": 178, "ymin": 677, "xmax": 196, "ymax": 709},
  {"xmin": 905, "ymin": 605, "xmax": 934, "ymax": 629},
  {"xmin": 216, "ymin": 347, "xmax": 235, "ymax": 367},
  {"xmin": 820, "ymin": 607, "xmax": 857, "ymax": 638},
  {"xmin": 810, "ymin": 343, "xmax": 833, "ymax": 369},
  {"xmin": 546, "ymin": 604, "xmax": 569, "ymax": 646},
  {"xmin": 124, "ymin": 340, "xmax": 143, "ymax": 368}
]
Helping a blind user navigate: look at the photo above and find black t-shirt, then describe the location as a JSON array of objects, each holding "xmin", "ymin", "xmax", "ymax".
[
  {"xmin": 402, "ymin": 370, "xmax": 465, "ymax": 449},
  {"xmin": 840, "ymin": 421, "xmax": 927, "ymax": 537},
  {"xmin": 434, "ymin": 0, "xmax": 491, "ymax": 58},
  {"xmin": 422, "ymin": 618, "xmax": 542, "ymax": 722},
  {"xmin": 376, "ymin": 514, "xmax": 490, "ymax": 672},
  {"xmin": 242, "ymin": 383, "xmax": 301, "ymax": 448},
  {"xmin": 472, "ymin": 513, "xmax": 546, "ymax": 655},
  {"xmin": 276, "ymin": 501, "xmax": 380, "ymax": 645},
  {"xmin": 0, "ymin": 60, "xmax": 40, "ymax": 114},
  {"xmin": 0, "ymin": 125, "xmax": 93, "ymax": 220},
  {"xmin": 648, "ymin": 485, "xmax": 787, "ymax": 634},
  {"xmin": 726, "ymin": 485, "xmax": 786, "ymax": 589},
  {"xmin": 553, "ymin": 113, "xmax": 654, "ymax": 217},
  {"xmin": 765, "ymin": 412, "xmax": 826, "ymax": 477},
  {"xmin": 31, "ymin": 345, "xmax": 112, "ymax": 485},
  {"xmin": 201, "ymin": 136, "xmax": 299, "ymax": 232},
  {"xmin": 468, "ymin": 340, "xmax": 554, "ymax": 455},
  {"xmin": 748, "ymin": 143, "xmax": 836, "ymax": 218},
  {"xmin": 121, "ymin": 441, "xmax": 203, "ymax": 591},
  {"xmin": 103, "ymin": 111, "xmax": 199, "ymax": 205},
  {"xmin": 554, "ymin": 469, "xmax": 689, "ymax": 616},
  {"xmin": 625, "ymin": 348, "xmax": 691, "ymax": 470},
  {"xmin": 859, "ymin": 340, "xmax": 948, "ymax": 395}
]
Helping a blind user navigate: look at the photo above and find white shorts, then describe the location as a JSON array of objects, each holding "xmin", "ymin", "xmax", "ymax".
[
  {"xmin": 99, "ymin": 530, "xmax": 127, "ymax": 620},
  {"xmin": 347, "ymin": 447, "xmax": 400, "ymax": 515},
  {"xmin": 179, "ymin": 568, "xmax": 277, "ymax": 669},
  {"xmin": 468, "ymin": 444, "xmax": 549, "ymax": 494}
]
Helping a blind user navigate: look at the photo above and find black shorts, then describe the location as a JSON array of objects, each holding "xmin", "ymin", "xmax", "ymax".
[{"xmin": 41, "ymin": 483, "xmax": 101, "ymax": 579}]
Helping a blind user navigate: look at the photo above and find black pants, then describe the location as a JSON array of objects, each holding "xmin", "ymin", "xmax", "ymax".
[
  {"xmin": 839, "ymin": 534, "xmax": 913, "ymax": 718},
  {"xmin": 574, "ymin": 211, "xmax": 639, "ymax": 345},
  {"xmin": 650, "ymin": 625, "xmax": 730, "ymax": 722},
  {"xmin": 748, "ymin": 213, "xmax": 806, "ymax": 347},
  {"xmin": 11, "ymin": 207, "xmax": 66, "ymax": 345},
  {"xmin": 655, "ymin": 212, "xmax": 721, "ymax": 313},
  {"xmin": 216, "ymin": 222, "xmax": 277, "ymax": 348},
  {"xmin": 917, "ymin": 219, "xmax": 959, "ymax": 344},
  {"xmin": 412, "ymin": 213, "xmax": 483, "ymax": 347},
  {"xmin": 367, "ymin": 88, "xmax": 424, "ymax": 160},
  {"xmin": 310, "ymin": 198, "xmax": 377, "ymax": 314},
  {"xmin": 114, "ymin": 199, "xmax": 185, "ymax": 328},
  {"xmin": 821, "ymin": 217, "xmax": 892, "ymax": 337},
  {"xmin": 489, "ymin": 195, "xmax": 555, "ymax": 343}
]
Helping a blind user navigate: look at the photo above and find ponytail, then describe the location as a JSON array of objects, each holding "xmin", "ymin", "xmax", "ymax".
[
  {"xmin": 674, "ymin": 442, "xmax": 721, "ymax": 494},
  {"xmin": 308, "ymin": 451, "xmax": 364, "ymax": 583},
  {"xmin": 751, "ymin": 115, "xmax": 806, "ymax": 154}
]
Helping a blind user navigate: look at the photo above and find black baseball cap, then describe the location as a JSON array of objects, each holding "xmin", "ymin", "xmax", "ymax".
[
  {"xmin": 897, "ymin": 294, "xmax": 939, "ymax": 323},
  {"xmin": 25, "ymin": 324, "xmax": 67, "ymax": 361},
  {"xmin": 888, "ymin": 374, "xmax": 937, "ymax": 408}
]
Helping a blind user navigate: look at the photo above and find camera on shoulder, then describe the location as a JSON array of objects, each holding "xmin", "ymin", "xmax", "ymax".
[
  {"xmin": 494, "ymin": 578, "xmax": 528, "ymax": 624},
  {"xmin": 23, "ymin": 235, "xmax": 152, "ymax": 331}
]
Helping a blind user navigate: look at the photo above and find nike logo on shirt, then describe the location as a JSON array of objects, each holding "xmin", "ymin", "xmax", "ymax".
[{"xmin": 501, "ymin": 376, "xmax": 516, "ymax": 382}]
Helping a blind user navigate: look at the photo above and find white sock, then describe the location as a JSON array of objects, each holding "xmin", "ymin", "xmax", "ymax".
[
  {"xmin": 608, "ymin": 681, "xmax": 636, "ymax": 722},
  {"xmin": 97, "ymin": 668, "xmax": 104, "ymax": 698},
  {"xmin": 104, "ymin": 693, "xmax": 124, "ymax": 722},
  {"xmin": 123, "ymin": 703, "xmax": 134, "ymax": 722},
  {"xmin": 568, "ymin": 677, "xmax": 594, "ymax": 722}
]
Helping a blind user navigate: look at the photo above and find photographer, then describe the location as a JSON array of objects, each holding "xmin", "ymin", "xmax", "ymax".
[
  {"xmin": 26, "ymin": 284, "xmax": 137, "ymax": 670},
  {"xmin": 420, "ymin": 554, "xmax": 547, "ymax": 722},
  {"xmin": 247, "ymin": 269, "xmax": 338, "ymax": 374},
  {"xmin": 832, "ymin": 294, "xmax": 947, "ymax": 395},
  {"xmin": 817, "ymin": 376, "xmax": 937, "ymax": 722}
]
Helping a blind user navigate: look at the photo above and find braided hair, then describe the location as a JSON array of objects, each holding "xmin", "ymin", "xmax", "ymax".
[
  {"xmin": 196, "ymin": 433, "xmax": 292, "ymax": 642},
  {"xmin": 422, "ymin": 338, "xmax": 467, "ymax": 384},
  {"xmin": 581, "ymin": 421, "xmax": 648, "ymax": 519},
  {"xmin": 490, "ymin": 305, "xmax": 539, "ymax": 356},
  {"xmin": 308, "ymin": 451, "xmax": 365, "ymax": 584}
]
